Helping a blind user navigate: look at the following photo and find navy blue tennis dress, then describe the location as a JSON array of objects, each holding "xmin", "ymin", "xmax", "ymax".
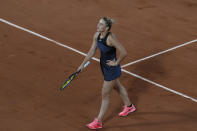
[{"xmin": 97, "ymin": 32, "xmax": 122, "ymax": 81}]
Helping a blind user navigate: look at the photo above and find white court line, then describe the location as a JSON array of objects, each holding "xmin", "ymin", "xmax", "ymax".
[
  {"xmin": 122, "ymin": 39, "xmax": 197, "ymax": 68},
  {"xmin": 0, "ymin": 19, "xmax": 100, "ymax": 62},
  {"xmin": 122, "ymin": 69, "xmax": 197, "ymax": 103},
  {"xmin": 1, "ymin": 18, "xmax": 197, "ymax": 103}
]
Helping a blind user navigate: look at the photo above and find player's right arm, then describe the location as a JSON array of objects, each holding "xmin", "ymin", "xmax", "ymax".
[{"xmin": 77, "ymin": 32, "xmax": 99, "ymax": 71}]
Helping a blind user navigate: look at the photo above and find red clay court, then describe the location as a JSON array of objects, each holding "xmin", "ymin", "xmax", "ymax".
[{"xmin": 0, "ymin": 0, "xmax": 197, "ymax": 131}]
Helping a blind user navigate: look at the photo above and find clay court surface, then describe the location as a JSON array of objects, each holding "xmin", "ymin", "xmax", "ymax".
[{"xmin": 0, "ymin": 0, "xmax": 197, "ymax": 131}]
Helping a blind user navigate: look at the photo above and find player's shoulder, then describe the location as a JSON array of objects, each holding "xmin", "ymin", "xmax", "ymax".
[
  {"xmin": 108, "ymin": 32, "xmax": 116, "ymax": 39},
  {"xmin": 108, "ymin": 32, "xmax": 117, "ymax": 42},
  {"xmin": 93, "ymin": 32, "xmax": 100, "ymax": 38}
]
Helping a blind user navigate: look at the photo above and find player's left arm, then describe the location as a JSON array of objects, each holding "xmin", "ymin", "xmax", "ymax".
[{"xmin": 107, "ymin": 33, "xmax": 127, "ymax": 66}]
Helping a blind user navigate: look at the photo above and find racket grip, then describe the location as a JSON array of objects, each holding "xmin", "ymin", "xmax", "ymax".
[
  {"xmin": 83, "ymin": 61, "xmax": 90, "ymax": 68},
  {"xmin": 77, "ymin": 61, "xmax": 90, "ymax": 73}
]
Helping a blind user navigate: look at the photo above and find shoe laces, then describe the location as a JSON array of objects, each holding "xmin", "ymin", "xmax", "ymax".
[
  {"xmin": 90, "ymin": 119, "xmax": 100, "ymax": 126},
  {"xmin": 122, "ymin": 105, "xmax": 130, "ymax": 112}
]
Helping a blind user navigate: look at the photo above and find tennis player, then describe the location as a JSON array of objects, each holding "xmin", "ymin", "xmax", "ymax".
[{"xmin": 77, "ymin": 17, "xmax": 136, "ymax": 129}]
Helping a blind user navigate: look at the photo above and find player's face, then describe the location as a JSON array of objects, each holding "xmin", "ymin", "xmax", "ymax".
[{"xmin": 97, "ymin": 19, "xmax": 108, "ymax": 32}]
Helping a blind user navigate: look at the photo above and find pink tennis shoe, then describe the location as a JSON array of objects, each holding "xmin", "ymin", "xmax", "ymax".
[
  {"xmin": 119, "ymin": 104, "xmax": 136, "ymax": 117},
  {"xmin": 86, "ymin": 105, "xmax": 136, "ymax": 129},
  {"xmin": 86, "ymin": 118, "xmax": 102, "ymax": 129}
]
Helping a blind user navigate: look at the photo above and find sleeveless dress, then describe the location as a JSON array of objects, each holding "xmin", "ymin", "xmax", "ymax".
[{"xmin": 97, "ymin": 32, "xmax": 122, "ymax": 81}]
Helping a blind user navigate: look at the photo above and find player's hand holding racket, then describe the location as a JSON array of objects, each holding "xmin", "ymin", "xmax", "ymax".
[{"xmin": 60, "ymin": 61, "xmax": 90, "ymax": 91}]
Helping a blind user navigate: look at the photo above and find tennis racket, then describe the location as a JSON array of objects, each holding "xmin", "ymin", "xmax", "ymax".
[{"xmin": 60, "ymin": 61, "xmax": 90, "ymax": 91}]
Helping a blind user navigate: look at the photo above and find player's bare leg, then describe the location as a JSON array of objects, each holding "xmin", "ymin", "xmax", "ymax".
[{"xmin": 97, "ymin": 80, "xmax": 115, "ymax": 122}]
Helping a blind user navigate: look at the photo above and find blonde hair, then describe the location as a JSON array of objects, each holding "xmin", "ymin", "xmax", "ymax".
[{"xmin": 102, "ymin": 17, "xmax": 115, "ymax": 31}]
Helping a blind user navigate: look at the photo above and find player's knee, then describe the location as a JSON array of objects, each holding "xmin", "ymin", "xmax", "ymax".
[
  {"xmin": 102, "ymin": 89, "xmax": 110, "ymax": 99},
  {"xmin": 102, "ymin": 93, "xmax": 110, "ymax": 100}
]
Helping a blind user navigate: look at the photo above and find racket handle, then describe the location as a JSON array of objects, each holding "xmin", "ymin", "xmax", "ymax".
[
  {"xmin": 77, "ymin": 61, "xmax": 90, "ymax": 73},
  {"xmin": 84, "ymin": 61, "xmax": 90, "ymax": 68}
]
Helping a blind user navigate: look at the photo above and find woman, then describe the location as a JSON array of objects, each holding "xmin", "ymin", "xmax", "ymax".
[{"xmin": 77, "ymin": 17, "xmax": 136, "ymax": 129}]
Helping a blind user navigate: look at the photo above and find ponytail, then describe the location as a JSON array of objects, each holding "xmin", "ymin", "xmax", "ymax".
[{"xmin": 102, "ymin": 17, "xmax": 115, "ymax": 31}]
